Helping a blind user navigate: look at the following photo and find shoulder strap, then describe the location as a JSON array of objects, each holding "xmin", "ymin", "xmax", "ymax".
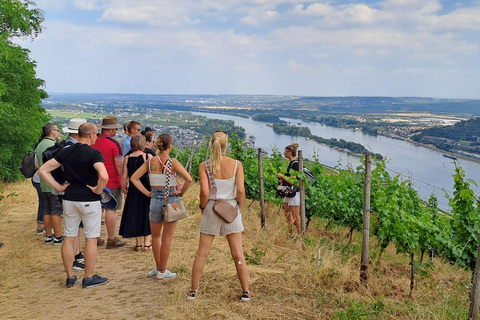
[
  {"xmin": 164, "ymin": 158, "xmax": 173, "ymax": 202},
  {"xmin": 232, "ymin": 160, "xmax": 238, "ymax": 178},
  {"xmin": 205, "ymin": 160, "xmax": 217, "ymax": 196},
  {"xmin": 157, "ymin": 155, "xmax": 173, "ymax": 175}
]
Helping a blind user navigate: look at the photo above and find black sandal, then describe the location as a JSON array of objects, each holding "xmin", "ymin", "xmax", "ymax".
[
  {"xmin": 144, "ymin": 244, "xmax": 152, "ymax": 251},
  {"xmin": 135, "ymin": 245, "xmax": 143, "ymax": 251}
]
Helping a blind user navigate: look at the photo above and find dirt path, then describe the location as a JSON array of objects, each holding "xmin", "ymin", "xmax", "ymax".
[{"xmin": 0, "ymin": 180, "xmax": 328, "ymax": 320}]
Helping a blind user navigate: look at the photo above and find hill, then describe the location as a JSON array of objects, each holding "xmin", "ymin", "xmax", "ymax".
[
  {"xmin": 412, "ymin": 117, "xmax": 480, "ymax": 157},
  {"xmin": 0, "ymin": 180, "xmax": 472, "ymax": 319}
]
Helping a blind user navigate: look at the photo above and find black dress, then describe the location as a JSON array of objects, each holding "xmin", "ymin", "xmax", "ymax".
[{"xmin": 119, "ymin": 153, "xmax": 151, "ymax": 238}]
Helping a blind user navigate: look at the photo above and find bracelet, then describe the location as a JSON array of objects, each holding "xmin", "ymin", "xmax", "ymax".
[{"xmin": 199, "ymin": 204, "xmax": 205, "ymax": 210}]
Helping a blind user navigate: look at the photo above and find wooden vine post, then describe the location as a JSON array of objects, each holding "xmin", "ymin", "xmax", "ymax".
[
  {"xmin": 258, "ymin": 148, "xmax": 265, "ymax": 229},
  {"xmin": 468, "ymin": 235, "xmax": 480, "ymax": 320},
  {"xmin": 360, "ymin": 153, "xmax": 372, "ymax": 286},
  {"xmin": 298, "ymin": 150, "xmax": 306, "ymax": 236}
]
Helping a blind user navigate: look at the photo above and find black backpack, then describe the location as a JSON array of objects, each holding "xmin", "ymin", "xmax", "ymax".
[
  {"xmin": 20, "ymin": 150, "xmax": 36, "ymax": 178},
  {"xmin": 42, "ymin": 140, "xmax": 75, "ymax": 184},
  {"xmin": 290, "ymin": 160, "xmax": 316, "ymax": 187}
]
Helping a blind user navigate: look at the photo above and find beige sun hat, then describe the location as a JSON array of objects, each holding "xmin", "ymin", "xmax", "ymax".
[{"xmin": 63, "ymin": 118, "xmax": 87, "ymax": 133}]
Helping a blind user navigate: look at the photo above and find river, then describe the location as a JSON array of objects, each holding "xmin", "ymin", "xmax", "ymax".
[{"xmin": 192, "ymin": 112, "xmax": 480, "ymax": 211}]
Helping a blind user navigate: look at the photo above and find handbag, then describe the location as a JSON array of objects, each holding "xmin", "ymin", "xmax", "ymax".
[
  {"xmin": 276, "ymin": 178, "xmax": 297, "ymax": 198},
  {"xmin": 205, "ymin": 160, "xmax": 239, "ymax": 223},
  {"xmin": 159, "ymin": 157, "xmax": 188, "ymax": 223}
]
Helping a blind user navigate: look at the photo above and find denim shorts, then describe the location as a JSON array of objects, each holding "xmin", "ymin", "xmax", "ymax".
[{"xmin": 149, "ymin": 188, "xmax": 179, "ymax": 223}]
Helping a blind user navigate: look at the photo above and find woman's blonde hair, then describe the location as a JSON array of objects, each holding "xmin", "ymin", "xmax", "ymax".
[
  {"xmin": 209, "ymin": 131, "xmax": 228, "ymax": 174},
  {"xmin": 285, "ymin": 142, "xmax": 299, "ymax": 157}
]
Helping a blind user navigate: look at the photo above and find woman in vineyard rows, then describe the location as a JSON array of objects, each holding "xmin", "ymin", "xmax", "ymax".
[{"xmin": 276, "ymin": 143, "xmax": 301, "ymax": 238}]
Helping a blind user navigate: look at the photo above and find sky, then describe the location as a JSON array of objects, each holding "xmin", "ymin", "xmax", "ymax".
[{"xmin": 15, "ymin": 0, "xmax": 480, "ymax": 98}]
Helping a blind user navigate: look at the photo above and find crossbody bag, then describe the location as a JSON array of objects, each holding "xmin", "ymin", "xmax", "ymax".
[{"xmin": 205, "ymin": 160, "xmax": 239, "ymax": 223}]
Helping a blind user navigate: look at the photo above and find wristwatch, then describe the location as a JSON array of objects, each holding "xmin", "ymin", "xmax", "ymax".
[{"xmin": 199, "ymin": 204, "xmax": 205, "ymax": 210}]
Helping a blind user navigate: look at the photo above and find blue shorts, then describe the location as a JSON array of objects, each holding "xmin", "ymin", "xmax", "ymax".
[{"xmin": 149, "ymin": 188, "xmax": 179, "ymax": 223}]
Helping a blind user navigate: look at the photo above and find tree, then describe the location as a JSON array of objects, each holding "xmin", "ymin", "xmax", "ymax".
[
  {"xmin": 1, "ymin": 0, "xmax": 44, "ymax": 39},
  {"xmin": 0, "ymin": 1, "xmax": 48, "ymax": 181}
]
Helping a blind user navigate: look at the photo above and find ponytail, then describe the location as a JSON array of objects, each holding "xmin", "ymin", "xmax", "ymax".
[{"xmin": 209, "ymin": 131, "xmax": 228, "ymax": 175}]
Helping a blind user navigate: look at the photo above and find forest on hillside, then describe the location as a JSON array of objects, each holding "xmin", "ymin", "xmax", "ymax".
[{"xmin": 412, "ymin": 117, "xmax": 480, "ymax": 156}]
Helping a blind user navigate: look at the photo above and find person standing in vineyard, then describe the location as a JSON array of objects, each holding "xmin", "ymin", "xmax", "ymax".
[
  {"xmin": 187, "ymin": 131, "xmax": 252, "ymax": 301},
  {"xmin": 277, "ymin": 143, "xmax": 301, "ymax": 237}
]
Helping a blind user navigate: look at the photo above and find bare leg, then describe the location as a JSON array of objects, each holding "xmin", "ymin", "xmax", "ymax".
[
  {"xmin": 83, "ymin": 238, "xmax": 97, "ymax": 278},
  {"xmin": 51, "ymin": 215, "xmax": 63, "ymax": 237},
  {"xmin": 190, "ymin": 233, "xmax": 215, "ymax": 290},
  {"xmin": 290, "ymin": 206, "xmax": 301, "ymax": 233},
  {"xmin": 62, "ymin": 237, "xmax": 76, "ymax": 278},
  {"xmin": 150, "ymin": 221, "xmax": 164, "ymax": 268},
  {"xmin": 44, "ymin": 215, "xmax": 52, "ymax": 237},
  {"xmin": 74, "ymin": 235, "xmax": 80, "ymax": 255},
  {"xmin": 226, "ymin": 232, "xmax": 250, "ymax": 292},
  {"xmin": 284, "ymin": 203, "xmax": 294, "ymax": 235},
  {"xmin": 135, "ymin": 236, "xmax": 142, "ymax": 247},
  {"xmin": 105, "ymin": 209, "xmax": 117, "ymax": 239},
  {"xmin": 144, "ymin": 235, "xmax": 152, "ymax": 249},
  {"xmin": 158, "ymin": 222, "xmax": 177, "ymax": 271}
]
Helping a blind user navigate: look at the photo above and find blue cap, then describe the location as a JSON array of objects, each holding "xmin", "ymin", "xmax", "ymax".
[{"xmin": 100, "ymin": 187, "xmax": 118, "ymax": 210}]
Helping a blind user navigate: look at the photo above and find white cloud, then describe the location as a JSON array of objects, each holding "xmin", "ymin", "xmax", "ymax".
[
  {"xmin": 240, "ymin": 10, "xmax": 280, "ymax": 26},
  {"xmin": 237, "ymin": 63, "xmax": 266, "ymax": 71},
  {"xmin": 73, "ymin": 0, "xmax": 108, "ymax": 10},
  {"xmin": 23, "ymin": 0, "xmax": 480, "ymax": 97},
  {"xmin": 284, "ymin": 60, "xmax": 306, "ymax": 70},
  {"xmin": 391, "ymin": 67, "xmax": 439, "ymax": 74},
  {"xmin": 313, "ymin": 52, "xmax": 329, "ymax": 59},
  {"xmin": 302, "ymin": 3, "xmax": 335, "ymax": 16}
]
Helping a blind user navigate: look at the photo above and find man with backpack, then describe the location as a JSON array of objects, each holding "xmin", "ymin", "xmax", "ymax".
[
  {"xmin": 39, "ymin": 122, "xmax": 109, "ymax": 288},
  {"xmin": 35, "ymin": 123, "xmax": 63, "ymax": 245}
]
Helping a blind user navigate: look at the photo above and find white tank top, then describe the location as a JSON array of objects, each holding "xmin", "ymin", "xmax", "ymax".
[
  {"xmin": 209, "ymin": 160, "xmax": 238, "ymax": 206},
  {"xmin": 148, "ymin": 158, "xmax": 176, "ymax": 187}
]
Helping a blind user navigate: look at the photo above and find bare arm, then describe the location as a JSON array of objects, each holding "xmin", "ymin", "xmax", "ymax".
[
  {"xmin": 198, "ymin": 162, "xmax": 209, "ymax": 211},
  {"xmin": 38, "ymin": 159, "xmax": 67, "ymax": 192},
  {"xmin": 172, "ymin": 158, "xmax": 193, "ymax": 197},
  {"xmin": 130, "ymin": 159, "xmax": 151, "ymax": 197},
  {"xmin": 120, "ymin": 156, "xmax": 129, "ymax": 193},
  {"xmin": 87, "ymin": 162, "xmax": 109, "ymax": 195},
  {"xmin": 114, "ymin": 156, "xmax": 123, "ymax": 178},
  {"xmin": 235, "ymin": 161, "xmax": 245, "ymax": 211}
]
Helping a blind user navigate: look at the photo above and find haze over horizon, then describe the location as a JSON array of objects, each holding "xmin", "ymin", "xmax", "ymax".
[{"xmin": 17, "ymin": 0, "xmax": 480, "ymax": 100}]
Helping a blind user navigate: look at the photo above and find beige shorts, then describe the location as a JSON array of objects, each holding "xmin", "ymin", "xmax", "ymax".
[
  {"xmin": 199, "ymin": 201, "xmax": 244, "ymax": 236},
  {"xmin": 63, "ymin": 200, "xmax": 102, "ymax": 238},
  {"xmin": 110, "ymin": 187, "xmax": 123, "ymax": 211}
]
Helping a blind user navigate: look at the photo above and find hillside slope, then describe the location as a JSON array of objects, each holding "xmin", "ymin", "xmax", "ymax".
[{"xmin": 0, "ymin": 180, "xmax": 472, "ymax": 319}]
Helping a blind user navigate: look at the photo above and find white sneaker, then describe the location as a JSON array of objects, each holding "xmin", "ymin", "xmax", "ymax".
[
  {"xmin": 147, "ymin": 268, "xmax": 157, "ymax": 278},
  {"xmin": 156, "ymin": 269, "xmax": 176, "ymax": 281}
]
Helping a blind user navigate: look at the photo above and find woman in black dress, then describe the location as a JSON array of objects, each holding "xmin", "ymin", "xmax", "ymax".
[{"xmin": 120, "ymin": 135, "xmax": 153, "ymax": 250}]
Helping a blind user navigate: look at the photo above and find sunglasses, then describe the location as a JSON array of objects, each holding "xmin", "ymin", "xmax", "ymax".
[{"xmin": 215, "ymin": 130, "xmax": 227, "ymax": 134}]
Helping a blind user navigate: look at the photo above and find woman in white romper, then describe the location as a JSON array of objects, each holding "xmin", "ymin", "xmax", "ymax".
[{"xmin": 187, "ymin": 131, "xmax": 252, "ymax": 301}]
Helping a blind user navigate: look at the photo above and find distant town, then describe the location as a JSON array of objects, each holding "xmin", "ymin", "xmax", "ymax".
[{"xmin": 43, "ymin": 93, "xmax": 480, "ymax": 160}]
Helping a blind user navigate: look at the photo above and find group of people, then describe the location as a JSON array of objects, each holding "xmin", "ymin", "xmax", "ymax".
[{"xmin": 34, "ymin": 116, "xmax": 253, "ymax": 301}]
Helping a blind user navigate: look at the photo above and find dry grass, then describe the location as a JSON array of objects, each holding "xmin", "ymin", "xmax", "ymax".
[{"xmin": 0, "ymin": 180, "xmax": 472, "ymax": 319}]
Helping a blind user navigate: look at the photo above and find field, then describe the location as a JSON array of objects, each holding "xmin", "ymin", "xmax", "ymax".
[{"xmin": 0, "ymin": 180, "xmax": 473, "ymax": 319}]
